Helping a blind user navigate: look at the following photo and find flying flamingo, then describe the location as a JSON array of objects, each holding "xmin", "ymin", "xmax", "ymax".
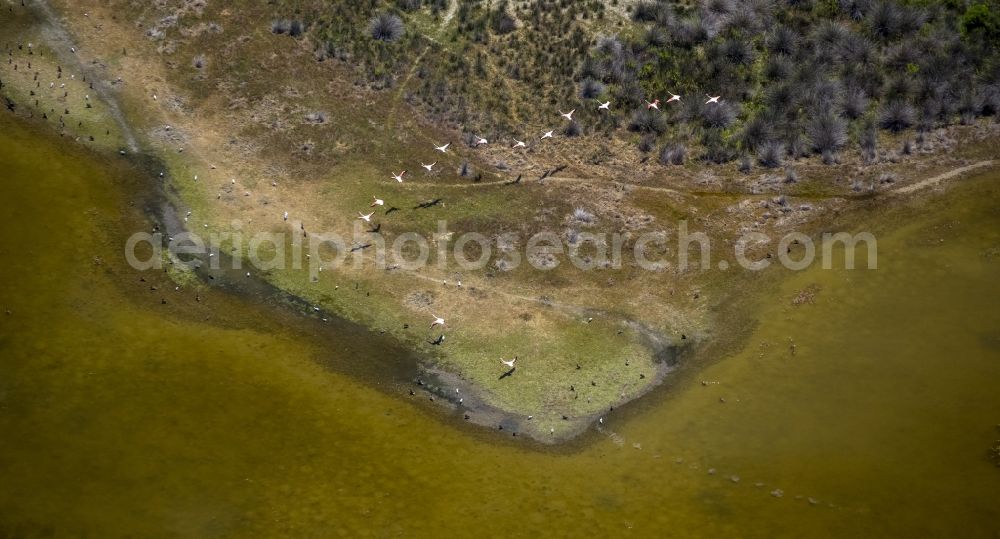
[
  {"xmin": 391, "ymin": 171, "xmax": 406, "ymax": 183},
  {"xmin": 646, "ymin": 99, "xmax": 661, "ymax": 110},
  {"xmin": 598, "ymin": 101, "xmax": 611, "ymax": 111},
  {"xmin": 421, "ymin": 162, "xmax": 436, "ymax": 172},
  {"xmin": 434, "ymin": 143, "xmax": 450, "ymax": 153},
  {"xmin": 474, "ymin": 136, "xmax": 488, "ymax": 146},
  {"xmin": 512, "ymin": 140, "xmax": 527, "ymax": 149},
  {"xmin": 501, "ymin": 357, "xmax": 517, "ymax": 369},
  {"xmin": 370, "ymin": 196, "xmax": 384, "ymax": 207},
  {"xmin": 560, "ymin": 109, "xmax": 575, "ymax": 121},
  {"xmin": 541, "ymin": 130, "xmax": 554, "ymax": 139},
  {"xmin": 705, "ymin": 94, "xmax": 721, "ymax": 104},
  {"xmin": 666, "ymin": 92, "xmax": 682, "ymax": 103},
  {"xmin": 358, "ymin": 211, "xmax": 375, "ymax": 222},
  {"xmin": 430, "ymin": 315, "xmax": 446, "ymax": 329}
]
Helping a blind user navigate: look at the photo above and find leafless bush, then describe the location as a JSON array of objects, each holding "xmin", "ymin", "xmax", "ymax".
[
  {"xmin": 808, "ymin": 113, "xmax": 847, "ymax": 155},
  {"xmin": 369, "ymin": 13, "xmax": 404, "ymax": 42},
  {"xmin": 571, "ymin": 207, "xmax": 596, "ymax": 225},
  {"xmin": 880, "ymin": 100, "xmax": 915, "ymax": 132},
  {"xmin": 271, "ymin": 20, "xmax": 290, "ymax": 34},
  {"xmin": 758, "ymin": 141, "xmax": 784, "ymax": 168}
]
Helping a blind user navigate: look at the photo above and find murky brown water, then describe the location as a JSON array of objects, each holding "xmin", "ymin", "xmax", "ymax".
[{"xmin": 1, "ymin": 116, "xmax": 998, "ymax": 537}]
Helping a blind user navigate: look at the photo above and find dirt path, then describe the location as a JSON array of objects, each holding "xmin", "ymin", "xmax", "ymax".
[
  {"xmin": 352, "ymin": 243, "xmax": 592, "ymax": 319},
  {"xmin": 891, "ymin": 160, "xmax": 996, "ymax": 195},
  {"xmin": 393, "ymin": 174, "xmax": 689, "ymax": 200},
  {"xmin": 440, "ymin": 0, "xmax": 458, "ymax": 30}
]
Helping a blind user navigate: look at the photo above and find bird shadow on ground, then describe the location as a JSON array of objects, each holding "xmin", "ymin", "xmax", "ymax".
[{"xmin": 498, "ymin": 367, "xmax": 515, "ymax": 380}]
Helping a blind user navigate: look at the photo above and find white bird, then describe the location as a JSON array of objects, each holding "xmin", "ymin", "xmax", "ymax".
[
  {"xmin": 70, "ymin": 47, "xmax": 76, "ymax": 53},
  {"xmin": 541, "ymin": 130, "xmax": 554, "ymax": 139},
  {"xmin": 434, "ymin": 143, "xmax": 450, "ymax": 153},
  {"xmin": 474, "ymin": 136, "xmax": 488, "ymax": 146},
  {"xmin": 421, "ymin": 162, "xmax": 436, "ymax": 172},
  {"xmin": 371, "ymin": 196, "xmax": 384, "ymax": 207},
  {"xmin": 705, "ymin": 94, "xmax": 721, "ymax": 104},
  {"xmin": 646, "ymin": 99, "xmax": 660, "ymax": 110},
  {"xmin": 358, "ymin": 211, "xmax": 375, "ymax": 222},
  {"xmin": 501, "ymin": 357, "xmax": 517, "ymax": 369},
  {"xmin": 560, "ymin": 109, "xmax": 575, "ymax": 121},
  {"xmin": 430, "ymin": 315, "xmax": 446, "ymax": 329},
  {"xmin": 283, "ymin": 211, "xmax": 288, "ymax": 221},
  {"xmin": 598, "ymin": 101, "xmax": 611, "ymax": 111},
  {"xmin": 391, "ymin": 170, "xmax": 406, "ymax": 183},
  {"xmin": 512, "ymin": 140, "xmax": 526, "ymax": 149},
  {"xmin": 153, "ymin": 94, "xmax": 158, "ymax": 101},
  {"xmin": 666, "ymin": 92, "xmax": 682, "ymax": 103}
]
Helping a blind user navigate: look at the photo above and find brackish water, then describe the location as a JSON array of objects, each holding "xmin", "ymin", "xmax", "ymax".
[{"xmin": 1, "ymin": 116, "xmax": 998, "ymax": 537}]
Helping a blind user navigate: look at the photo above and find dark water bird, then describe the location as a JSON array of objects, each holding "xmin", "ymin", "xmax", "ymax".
[{"xmin": 429, "ymin": 334, "xmax": 445, "ymax": 346}]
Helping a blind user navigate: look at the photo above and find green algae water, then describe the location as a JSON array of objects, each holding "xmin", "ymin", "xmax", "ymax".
[{"xmin": 1, "ymin": 115, "xmax": 998, "ymax": 537}]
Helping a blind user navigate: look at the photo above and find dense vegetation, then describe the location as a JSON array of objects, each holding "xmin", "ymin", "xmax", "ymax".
[
  {"xmin": 274, "ymin": 0, "xmax": 1000, "ymax": 166},
  {"xmin": 597, "ymin": 0, "xmax": 1000, "ymax": 165}
]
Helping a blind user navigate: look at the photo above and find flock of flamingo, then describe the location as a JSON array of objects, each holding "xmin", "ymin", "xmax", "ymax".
[{"xmin": 340, "ymin": 91, "xmax": 724, "ymax": 372}]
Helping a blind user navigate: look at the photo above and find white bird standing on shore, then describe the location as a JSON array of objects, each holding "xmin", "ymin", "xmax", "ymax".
[
  {"xmin": 391, "ymin": 170, "xmax": 406, "ymax": 183},
  {"xmin": 512, "ymin": 140, "xmax": 526, "ymax": 149},
  {"xmin": 435, "ymin": 143, "xmax": 450, "ymax": 153},
  {"xmin": 666, "ymin": 92, "xmax": 682, "ymax": 103},
  {"xmin": 370, "ymin": 196, "xmax": 384, "ymax": 207},
  {"xmin": 421, "ymin": 162, "xmax": 436, "ymax": 172},
  {"xmin": 283, "ymin": 211, "xmax": 288, "ymax": 221},
  {"xmin": 430, "ymin": 315, "xmax": 446, "ymax": 329},
  {"xmin": 501, "ymin": 357, "xmax": 517, "ymax": 369},
  {"xmin": 541, "ymin": 130, "xmax": 554, "ymax": 139},
  {"xmin": 598, "ymin": 101, "xmax": 611, "ymax": 111},
  {"xmin": 358, "ymin": 211, "xmax": 375, "ymax": 222},
  {"xmin": 705, "ymin": 94, "xmax": 721, "ymax": 104},
  {"xmin": 560, "ymin": 109, "xmax": 575, "ymax": 121}
]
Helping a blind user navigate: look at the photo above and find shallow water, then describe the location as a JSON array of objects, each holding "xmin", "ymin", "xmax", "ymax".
[{"xmin": 1, "ymin": 117, "xmax": 998, "ymax": 537}]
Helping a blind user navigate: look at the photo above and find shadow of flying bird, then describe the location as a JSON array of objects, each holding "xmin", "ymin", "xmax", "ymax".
[{"xmin": 414, "ymin": 198, "xmax": 443, "ymax": 209}]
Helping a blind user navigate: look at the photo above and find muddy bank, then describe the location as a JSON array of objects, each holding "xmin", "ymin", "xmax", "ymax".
[{"xmin": 70, "ymin": 126, "xmax": 685, "ymax": 445}]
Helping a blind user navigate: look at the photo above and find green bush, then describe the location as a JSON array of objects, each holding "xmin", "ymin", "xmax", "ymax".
[{"xmin": 960, "ymin": 3, "xmax": 1000, "ymax": 42}]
